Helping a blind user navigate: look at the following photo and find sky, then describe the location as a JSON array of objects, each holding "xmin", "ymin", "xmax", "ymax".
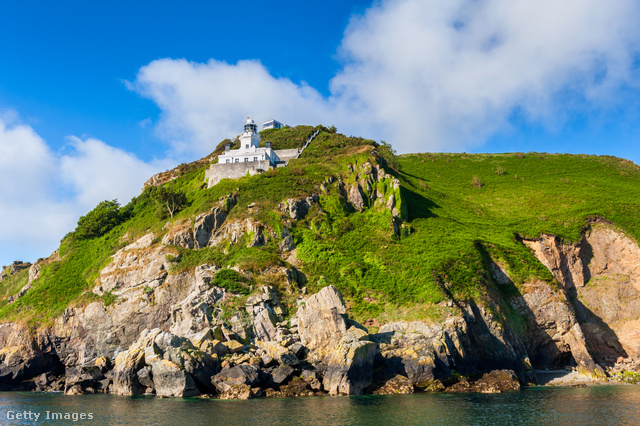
[{"xmin": 1, "ymin": 0, "xmax": 640, "ymax": 267}]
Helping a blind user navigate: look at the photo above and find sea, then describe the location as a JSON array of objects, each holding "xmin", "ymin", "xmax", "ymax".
[{"xmin": 1, "ymin": 385, "xmax": 639, "ymax": 425}]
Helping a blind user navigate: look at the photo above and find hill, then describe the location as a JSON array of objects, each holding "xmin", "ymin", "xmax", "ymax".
[{"xmin": 1, "ymin": 125, "xmax": 640, "ymax": 397}]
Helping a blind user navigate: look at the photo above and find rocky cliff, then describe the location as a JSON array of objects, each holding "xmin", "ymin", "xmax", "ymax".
[{"xmin": 2, "ymin": 131, "xmax": 640, "ymax": 397}]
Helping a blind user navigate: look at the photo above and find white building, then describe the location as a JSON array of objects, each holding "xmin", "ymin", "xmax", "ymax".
[
  {"xmin": 217, "ymin": 117, "xmax": 281, "ymax": 167},
  {"xmin": 262, "ymin": 119, "xmax": 285, "ymax": 130},
  {"xmin": 205, "ymin": 117, "xmax": 309, "ymax": 188}
]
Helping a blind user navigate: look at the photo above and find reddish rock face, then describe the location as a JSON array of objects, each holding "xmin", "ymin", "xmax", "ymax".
[{"xmin": 524, "ymin": 223, "xmax": 640, "ymax": 363}]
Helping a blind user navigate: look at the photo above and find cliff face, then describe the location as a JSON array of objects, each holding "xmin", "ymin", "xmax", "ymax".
[
  {"xmin": 2, "ymin": 141, "xmax": 640, "ymax": 397},
  {"xmin": 524, "ymin": 223, "xmax": 640, "ymax": 364},
  {"xmin": 2, "ymin": 221, "xmax": 640, "ymax": 396}
]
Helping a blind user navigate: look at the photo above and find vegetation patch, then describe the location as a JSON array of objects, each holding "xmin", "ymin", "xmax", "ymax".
[
  {"xmin": 0, "ymin": 268, "xmax": 29, "ymax": 309},
  {"xmin": 211, "ymin": 269, "xmax": 252, "ymax": 295}
]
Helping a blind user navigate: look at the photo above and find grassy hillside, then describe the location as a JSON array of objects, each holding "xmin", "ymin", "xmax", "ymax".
[{"xmin": 1, "ymin": 125, "xmax": 640, "ymax": 328}]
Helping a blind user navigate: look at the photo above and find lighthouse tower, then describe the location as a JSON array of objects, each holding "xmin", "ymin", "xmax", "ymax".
[{"xmin": 239, "ymin": 117, "xmax": 261, "ymax": 151}]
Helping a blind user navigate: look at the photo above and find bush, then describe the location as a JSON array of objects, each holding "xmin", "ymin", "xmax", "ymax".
[
  {"xmin": 151, "ymin": 187, "xmax": 188, "ymax": 219},
  {"xmin": 211, "ymin": 269, "xmax": 251, "ymax": 295},
  {"xmin": 472, "ymin": 176, "xmax": 484, "ymax": 189},
  {"xmin": 73, "ymin": 200, "xmax": 122, "ymax": 239}
]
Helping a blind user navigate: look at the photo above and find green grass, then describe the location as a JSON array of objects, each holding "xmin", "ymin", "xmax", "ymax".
[
  {"xmin": 0, "ymin": 268, "xmax": 30, "ymax": 309},
  {"xmin": 260, "ymin": 125, "xmax": 316, "ymax": 150},
  {"xmin": 0, "ymin": 233, "xmax": 124, "ymax": 326}
]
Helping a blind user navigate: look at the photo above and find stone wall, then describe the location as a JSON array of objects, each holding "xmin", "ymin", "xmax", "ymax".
[
  {"xmin": 205, "ymin": 161, "xmax": 272, "ymax": 188},
  {"xmin": 273, "ymin": 149, "xmax": 301, "ymax": 164}
]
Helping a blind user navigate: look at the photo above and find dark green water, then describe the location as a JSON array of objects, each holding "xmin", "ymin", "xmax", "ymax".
[{"xmin": 1, "ymin": 385, "xmax": 640, "ymax": 425}]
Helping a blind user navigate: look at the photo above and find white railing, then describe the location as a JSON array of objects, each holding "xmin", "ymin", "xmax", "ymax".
[{"xmin": 296, "ymin": 129, "xmax": 321, "ymax": 159}]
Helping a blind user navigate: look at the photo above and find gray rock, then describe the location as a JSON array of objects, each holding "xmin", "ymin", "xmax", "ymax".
[
  {"xmin": 271, "ymin": 365, "xmax": 295, "ymax": 385},
  {"xmin": 322, "ymin": 328, "xmax": 377, "ymax": 395},
  {"xmin": 284, "ymin": 195, "xmax": 318, "ymax": 220},
  {"xmin": 136, "ymin": 366, "xmax": 154, "ymax": 389},
  {"xmin": 297, "ymin": 285, "xmax": 349, "ymax": 362},
  {"xmin": 279, "ymin": 235, "xmax": 296, "ymax": 252},
  {"xmin": 246, "ymin": 286, "xmax": 285, "ymax": 342},
  {"xmin": 64, "ymin": 365, "xmax": 104, "ymax": 391},
  {"xmin": 112, "ymin": 349, "xmax": 146, "ymax": 396},
  {"xmin": 151, "ymin": 360, "xmax": 199, "ymax": 397},
  {"xmin": 348, "ymin": 183, "xmax": 366, "ymax": 211},
  {"xmin": 212, "ymin": 365, "xmax": 260, "ymax": 393}
]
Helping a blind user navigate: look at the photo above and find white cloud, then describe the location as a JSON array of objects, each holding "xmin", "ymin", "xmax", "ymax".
[
  {"xmin": 333, "ymin": 0, "xmax": 640, "ymax": 152},
  {"xmin": 133, "ymin": 0, "xmax": 640, "ymax": 156},
  {"xmin": 133, "ymin": 59, "xmax": 334, "ymax": 157},
  {"xmin": 61, "ymin": 136, "xmax": 159, "ymax": 208},
  {"xmin": 0, "ymin": 115, "xmax": 75, "ymax": 264},
  {"xmin": 0, "ymin": 116, "xmax": 163, "ymax": 266}
]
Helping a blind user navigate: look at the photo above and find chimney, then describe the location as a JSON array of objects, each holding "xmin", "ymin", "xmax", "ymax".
[
  {"xmin": 265, "ymin": 141, "xmax": 271, "ymax": 149},
  {"xmin": 225, "ymin": 143, "xmax": 231, "ymax": 151}
]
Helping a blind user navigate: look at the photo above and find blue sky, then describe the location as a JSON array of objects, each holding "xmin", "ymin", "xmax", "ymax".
[{"xmin": 1, "ymin": 0, "xmax": 640, "ymax": 266}]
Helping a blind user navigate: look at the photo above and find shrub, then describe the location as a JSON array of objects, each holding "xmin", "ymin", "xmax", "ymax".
[
  {"xmin": 151, "ymin": 187, "xmax": 188, "ymax": 219},
  {"xmin": 472, "ymin": 176, "xmax": 484, "ymax": 189},
  {"xmin": 211, "ymin": 269, "xmax": 251, "ymax": 295},
  {"xmin": 73, "ymin": 200, "xmax": 122, "ymax": 240}
]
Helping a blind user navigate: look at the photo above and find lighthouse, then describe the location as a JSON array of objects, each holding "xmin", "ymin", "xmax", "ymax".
[
  {"xmin": 205, "ymin": 117, "xmax": 307, "ymax": 188},
  {"xmin": 239, "ymin": 117, "xmax": 261, "ymax": 150},
  {"xmin": 217, "ymin": 117, "xmax": 276, "ymax": 165}
]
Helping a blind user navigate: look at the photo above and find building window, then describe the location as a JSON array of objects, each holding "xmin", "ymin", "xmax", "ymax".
[
  {"xmin": 245, "ymin": 145, "xmax": 249, "ymax": 149},
  {"xmin": 254, "ymin": 157, "xmax": 258, "ymax": 161},
  {"xmin": 235, "ymin": 158, "xmax": 239, "ymax": 163},
  {"xmin": 244, "ymin": 158, "xmax": 248, "ymax": 162},
  {"xmin": 226, "ymin": 159, "xmax": 230, "ymax": 163}
]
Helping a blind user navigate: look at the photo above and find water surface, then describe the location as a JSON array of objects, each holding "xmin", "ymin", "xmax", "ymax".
[{"xmin": 1, "ymin": 385, "xmax": 639, "ymax": 425}]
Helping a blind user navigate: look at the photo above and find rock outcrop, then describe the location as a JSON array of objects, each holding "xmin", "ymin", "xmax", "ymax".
[
  {"xmin": 0, "ymin": 323, "xmax": 62, "ymax": 387},
  {"xmin": 298, "ymin": 285, "xmax": 376, "ymax": 395},
  {"xmin": 112, "ymin": 329, "xmax": 218, "ymax": 397},
  {"xmin": 297, "ymin": 285, "xmax": 350, "ymax": 362},
  {"xmin": 524, "ymin": 223, "xmax": 640, "ymax": 364},
  {"xmin": 321, "ymin": 327, "xmax": 376, "ymax": 395}
]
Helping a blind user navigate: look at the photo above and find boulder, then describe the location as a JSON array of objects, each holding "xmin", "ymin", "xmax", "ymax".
[
  {"xmin": 279, "ymin": 377, "xmax": 314, "ymax": 397},
  {"xmin": 112, "ymin": 329, "xmax": 218, "ymax": 396},
  {"xmin": 301, "ymin": 370, "xmax": 322, "ymax": 391},
  {"xmin": 212, "ymin": 365, "xmax": 260, "ymax": 393},
  {"xmin": 447, "ymin": 370, "xmax": 521, "ymax": 393},
  {"xmin": 257, "ymin": 341, "xmax": 299, "ymax": 367},
  {"xmin": 223, "ymin": 340, "xmax": 244, "ymax": 354},
  {"xmin": 218, "ymin": 384, "xmax": 262, "ymax": 400},
  {"xmin": 151, "ymin": 360, "xmax": 199, "ymax": 397},
  {"xmin": 322, "ymin": 327, "xmax": 376, "ymax": 396},
  {"xmin": 271, "ymin": 365, "xmax": 295, "ymax": 385},
  {"xmin": 64, "ymin": 366, "xmax": 104, "ymax": 393},
  {"xmin": 297, "ymin": 285, "xmax": 349, "ymax": 362},
  {"xmin": 348, "ymin": 184, "xmax": 366, "ymax": 211},
  {"xmin": 372, "ymin": 375, "xmax": 414, "ymax": 395},
  {"xmin": 112, "ymin": 348, "xmax": 146, "ymax": 395},
  {"xmin": 65, "ymin": 384, "xmax": 84, "ymax": 396},
  {"xmin": 136, "ymin": 366, "xmax": 154, "ymax": 389}
]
